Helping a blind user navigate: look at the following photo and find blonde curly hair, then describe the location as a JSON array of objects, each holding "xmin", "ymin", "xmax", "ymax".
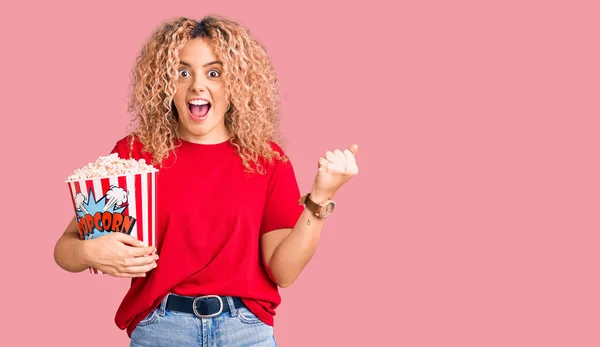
[{"xmin": 126, "ymin": 15, "xmax": 286, "ymax": 173}]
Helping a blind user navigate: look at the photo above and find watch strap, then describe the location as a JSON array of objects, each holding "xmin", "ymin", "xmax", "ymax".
[
  {"xmin": 303, "ymin": 193, "xmax": 321, "ymax": 217},
  {"xmin": 299, "ymin": 193, "xmax": 332, "ymax": 218}
]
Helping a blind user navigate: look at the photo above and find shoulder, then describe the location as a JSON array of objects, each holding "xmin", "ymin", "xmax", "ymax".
[
  {"xmin": 268, "ymin": 140, "xmax": 283, "ymax": 152},
  {"xmin": 261, "ymin": 140, "xmax": 298, "ymax": 176},
  {"xmin": 111, "ymin": 135, "xmax": 147, "ymax": 160},
  {"xmin": 266, "ymin": 141, "xmax": 289, "ymax": 159},
  {"xmin": 244, "ymin": 141, "xmax": 294, "ymax": 176},
  {"xmin": 262, "ymin": 141, "xmax": 292, "ymax": 167},
  {"xmin": 112, "ymin": 136, "xmax": 130, "ymax": 152}
]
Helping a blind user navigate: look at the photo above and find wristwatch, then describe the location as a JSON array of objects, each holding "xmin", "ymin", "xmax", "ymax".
[{"xmin": 298, "ymin": 193, "xmax": 336, "ymax": 218}]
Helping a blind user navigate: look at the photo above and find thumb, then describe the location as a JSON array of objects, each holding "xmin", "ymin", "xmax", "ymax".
[{"xmin": 348, "ymin": 144, "xmax": 359, "ymax": 156}]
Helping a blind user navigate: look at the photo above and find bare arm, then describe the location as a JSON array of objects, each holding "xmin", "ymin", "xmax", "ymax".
[
  {"xmin": 261, "ymin": 144, "xmax": 359, "ymax": 288},
  {"xmin": 261, "ymin": 205, "xmax": 325, "ymax": 288},
  {"xmin": 53, "ymin": 217, "xmax": 158, "ymax": 277},
  {"xmin": 53, "ymin": 217, "xmax": 92, "ymax": 272}
]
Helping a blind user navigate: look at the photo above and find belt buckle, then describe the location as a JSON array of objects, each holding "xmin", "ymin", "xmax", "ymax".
[{"xmin": 192, "ymin": 295, "xmax": 223, "ymax": 318}]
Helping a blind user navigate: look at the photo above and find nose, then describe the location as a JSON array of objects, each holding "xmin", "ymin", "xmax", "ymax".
[{"xmin": 190, "ymin": 77, "xmax": 207, "ymax": 93}]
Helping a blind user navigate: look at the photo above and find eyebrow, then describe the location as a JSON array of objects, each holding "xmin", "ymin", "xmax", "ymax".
[{"xmin": 179, "ymin": 60, "xmax": 223, "ymax": 68}]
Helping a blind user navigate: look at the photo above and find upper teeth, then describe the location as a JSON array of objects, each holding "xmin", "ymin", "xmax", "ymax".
[{"xmin": 189, "ymin": 100, "xmax": 209, "ymax": 105}]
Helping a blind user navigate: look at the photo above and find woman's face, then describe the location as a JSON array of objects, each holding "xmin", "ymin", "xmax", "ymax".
[{"xmin": 173, "ymin": 37, "xmax": 230, "ymax": 144}]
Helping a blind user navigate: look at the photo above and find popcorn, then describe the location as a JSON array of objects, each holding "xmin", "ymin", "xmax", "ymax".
[
  {"xmin": 65, "ymin": 152, "xmax": 158, "ymax": 275},
  {"xmin": 66, "ymin": 153, "xmax": 157, "ymax": 181}
]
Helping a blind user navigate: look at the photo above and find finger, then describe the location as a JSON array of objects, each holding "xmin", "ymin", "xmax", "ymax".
[
  {"xmin": 129, "ymin": 245, "xmax": 157, "ymax": 257},
  {"xmin": 122, "ymin": 262, "xmax": 158, "ymax": 275},
  {"xmin": 319, "ymin": 158, "xmax": 337, "ymax": 173},
  {"xmin": 114, "ymin": 232, "xmax": 151, "ymax": 248},
  {"xmin": 113, "ymin": 272, "xmax": 146, "ymax": 278},
  {"xmin": 335, "ymin": 162, "xmax": 347, "ymax": 173},
  {"xmin": 333, "ymin": 149, "xmax": 345, "ymax": 162},
  {"xmin": 343, "ymin": 149, "xmax": 357, "ymax": 167},
  {"xmin": 325, "ymin": 151, "xmax": 337, "ymax": 163},
  {"xmin": 347, "ymin": 144, "xmax": 359, "ymax": 156},
  {"xmin": 328, "ymin": 162, "xmax": 342, "ymax": 173},
  {"xmin": 129, "ymin": 253, "xmax": 159, "ymax": 266},
  {"xmin": 102, "ymin": 270, "xmax": 144, "ymax": 278},
  {"xmin": 318, "ymin": 157, "xmax": 328, "ymax": 169}
]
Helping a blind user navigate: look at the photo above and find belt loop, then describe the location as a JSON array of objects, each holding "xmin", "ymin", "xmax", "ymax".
[
  {"xmin": 225, "ymin": 296, "xmax": 238, "ymax": 316},
  {"xmin": 158, "ymin": 293, "xmax": 169, "ymax": 316}
]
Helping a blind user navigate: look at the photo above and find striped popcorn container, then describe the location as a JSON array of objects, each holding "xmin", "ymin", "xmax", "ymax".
[{"xmin": 65, "ymin": 171, "xmax": 157, "ymax": 274}]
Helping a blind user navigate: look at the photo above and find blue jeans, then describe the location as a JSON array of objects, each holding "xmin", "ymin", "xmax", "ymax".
[{"xmin": 130, "ymin": 294, "xmax": 277, "ymax": 347}]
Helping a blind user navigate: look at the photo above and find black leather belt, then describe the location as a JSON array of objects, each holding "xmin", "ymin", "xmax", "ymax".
[{"xmin": 166, "ymin": 294, "xmax": 244, "ymax": 318}]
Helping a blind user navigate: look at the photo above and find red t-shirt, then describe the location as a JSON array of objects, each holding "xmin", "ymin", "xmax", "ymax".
[{"xmin": 109, "ymin": 136, "xmax": 304, "ymax": 337}]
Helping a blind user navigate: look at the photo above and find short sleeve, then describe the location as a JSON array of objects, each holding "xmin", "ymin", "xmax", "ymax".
[
  {"xmin": 110, "ymin": 143, "xmax": 123, "ymax": 156},
  {"xmin": 109, "ymin": 136, "xmax": 148, "ymax": 161},
  {"xmin": 260, "ymin": 146, "xmax": 304, "ymax": 235},
  {"xmin": 110, "ymin": 137, "xmax": 130, "ymax": 158}
]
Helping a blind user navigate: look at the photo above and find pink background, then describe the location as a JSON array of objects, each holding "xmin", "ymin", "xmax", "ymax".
[{"xmin": 1, "ymin": 0, "xmax": 599, "ymax": 345}]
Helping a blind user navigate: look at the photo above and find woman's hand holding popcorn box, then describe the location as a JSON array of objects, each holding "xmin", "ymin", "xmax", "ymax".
[{"xmin": 65, "ymin": 153, "xmax": 158, "ymax": 275}]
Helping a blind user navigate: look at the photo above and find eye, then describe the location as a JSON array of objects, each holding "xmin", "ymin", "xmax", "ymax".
[
  {"xmin": 179, "ymin": 69, "xmax": 190, "ymax": 78},
  {"xmin": 208, "ymin": 70, "xmax": 221, "ymax": 78}
]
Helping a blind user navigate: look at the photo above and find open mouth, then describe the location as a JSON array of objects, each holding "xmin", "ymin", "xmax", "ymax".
[{"xmin": 187, "ymin": 99, "xmax": 211, "ymax": 120}]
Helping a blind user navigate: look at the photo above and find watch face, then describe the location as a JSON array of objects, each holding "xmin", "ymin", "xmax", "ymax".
[{"xmin": 320, "ymin": 201, "xmax": 335, "ymax": 217}]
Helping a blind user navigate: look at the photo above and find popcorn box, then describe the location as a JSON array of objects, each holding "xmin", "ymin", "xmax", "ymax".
[{"xmin": 65, "ymin": 154, "xmax": 158, "ymax": 274}]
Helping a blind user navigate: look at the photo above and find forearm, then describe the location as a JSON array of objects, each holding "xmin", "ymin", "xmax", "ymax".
[
  {"xmin": 268, "ymin": 206, "xmax": 325, "ymax": 287},
  {"xmin": 54, "ymin": 223, "xmax": 90, "ymax": 273},
  {"xmin": 264, "ymin": 143, "xmax": 358, "ymax": 288}
]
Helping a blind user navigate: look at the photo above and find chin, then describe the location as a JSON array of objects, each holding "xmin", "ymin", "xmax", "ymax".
[{"xmin": 181, "ymin": 123, "xmax": 210, "ymax": 136}]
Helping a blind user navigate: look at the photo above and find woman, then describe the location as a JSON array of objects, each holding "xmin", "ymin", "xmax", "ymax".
[{"xmin": 54, "ymin": 15, "xmax": 358, "ymax": 346}]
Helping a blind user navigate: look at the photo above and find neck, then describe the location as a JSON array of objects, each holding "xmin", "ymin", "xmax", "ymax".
[{"xmin": 178, "ymin": 127, "xmax": 232, "ymax": 144}]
